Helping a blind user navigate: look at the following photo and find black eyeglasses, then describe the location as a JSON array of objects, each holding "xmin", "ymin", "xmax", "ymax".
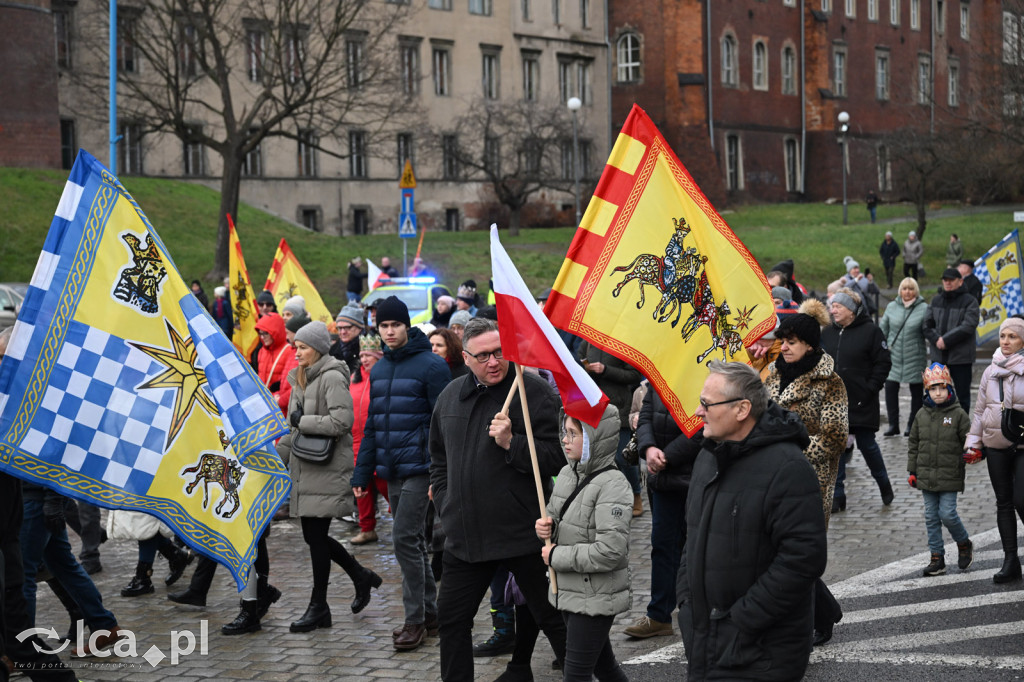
[
  {"xmin": 699, "ymin": 397, "xmax": 746, "ymax": 410},
  {"xmin": 465, "ymin": 348, "xmax": 503, "ymax": 363}
]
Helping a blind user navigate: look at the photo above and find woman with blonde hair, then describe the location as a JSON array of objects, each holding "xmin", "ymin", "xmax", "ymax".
[
  {"xmin": 279, "ymin": 321, "xmax": 382, "ymax": 632},
  {"xmin": 880, "ymin": 277, "xmax": 929, "ymax": 436}
]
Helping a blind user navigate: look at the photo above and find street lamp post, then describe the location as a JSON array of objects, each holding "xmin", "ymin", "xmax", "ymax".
[
  {"xmin": 838, "ymin": 111, "xmax": 850, "ymax": 226},
  {"xmin": 567, "ymin": 96, "xmax": 582, "ymax": 226}
]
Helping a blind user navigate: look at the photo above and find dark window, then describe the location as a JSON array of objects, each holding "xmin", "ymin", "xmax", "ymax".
[
  {"xmin": 298, "ymin": 129, "xmax": 318, "ymax": 177},
  {"xmin": 184, "ymin": 126, "xmax": 204, "ymax": 176},
  {"xmin": 301, "ymin": 208, "xmax": 320, "ymax": 231},
  {"xmin": 353, "ymin": 209, "xmax": 369, "ymax": 235},
  {"xmin": 243, "ymin": 130, "xmax": 262, "ymax": 177},
  {"xmin": 349, "ymin": 130, "xmax": 367, "ymax": 178},
  {"xmin": 397, "ymin": 133, "xmax": 414, "ymax": 176},
  {"xmin": 54, "ymin": 8, "xmax": 72, "ymax": 69},
  {"xmin": 246, "ymin": 29, "xmax": 265, "ymax": 82},
  {"xmin": 726, "ymin": 134, "xmax": 741, "ymax": 191},
  {"xmin": 445, "ymin": 208, "xmax": 460, "ymax": 232},
  {"xmin": 60, "ymin": 119, "xmax": 76, "ymax": 170},
  {"xmin": 442, "ymin": 135, "xmax": 459, "ymax": 179},
  {"xmin": 120, "ymin": 123, "xmax": 143, "ymax": 174},
  {"xmin": 118, "ymin": 8, "xmax": 139, "ymax": 73}
]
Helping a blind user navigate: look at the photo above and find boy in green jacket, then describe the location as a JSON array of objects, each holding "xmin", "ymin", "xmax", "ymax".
[{"xmin": 908, "ymin": 362, "xmax": 973, "ymax": 576}]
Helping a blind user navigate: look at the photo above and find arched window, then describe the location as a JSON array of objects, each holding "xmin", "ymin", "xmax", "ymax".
[
  {"xmin": 753, "ymin": 40, "xmax": 767, "ymax": 90},
  {"xmin": 721, "ymin": 34, "xmax": 737, "ymax": 86},
  {"xmin": 616, "ymin": 33, "xmax": 641, "ymax": 82}
]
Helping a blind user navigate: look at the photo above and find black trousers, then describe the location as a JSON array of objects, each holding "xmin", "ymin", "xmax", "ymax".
[
  {"xmin": 438, "ymin": 551, "xmax": 566, "ymax": 681},
  {"xmin": 947, "ymin": 363, "xmax": 973, "ymax": 413},
  {"xmin": 986, "ymin": 447, "xmax": 1024, "ymax": 553},
  {"xmin": 562, "ymin": 612, "xmax": 627, "ymax": 682},
  {"xmin": 300, "ymin": 517, "xmax": 361, "ymax": 604},
  {"xmin": 884, "ymin": 380, "xmax": 923, "ymax": 432}
]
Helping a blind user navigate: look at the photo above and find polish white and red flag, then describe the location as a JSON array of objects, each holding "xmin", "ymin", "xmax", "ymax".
[
  {"xmin": 366, "ymin": 259, "xmax": 389, "ymax": 290},
  {"xmin": 490, "ymin": 225, "xmax": 609, "ymax": 427}
]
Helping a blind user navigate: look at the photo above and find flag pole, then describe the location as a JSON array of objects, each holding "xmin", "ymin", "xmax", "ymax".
[
  {"xmin": 514, "ymin": 363, "xmax": 558, "ymax": 594},
  {"xmin": 500, "ymin": 374, "xmax": 520, "ymax": 415}
]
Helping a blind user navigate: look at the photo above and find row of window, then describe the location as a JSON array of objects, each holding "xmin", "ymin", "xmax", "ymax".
[
  {"xmin": 298, "ymin": 205, "xmax": 462, "ymax": 235},
  {"xmin": 721, "ymin": 133, "xmax": 893, "ymax": 195},
  {"xmin": 420, "ymin": 0, "xmax": 593, "ymax": 27},
  {"xmin": 817, "ymin": 0, "xmax": 968, "ymax": 38}
]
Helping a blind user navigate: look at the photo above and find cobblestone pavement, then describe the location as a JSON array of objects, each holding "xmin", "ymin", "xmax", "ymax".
[{"xmin": 34, "ymin": 364, "xmax": 1002, "ymax": 681}]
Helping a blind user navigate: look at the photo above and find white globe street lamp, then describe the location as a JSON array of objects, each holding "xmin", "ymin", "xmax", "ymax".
[
  {"xmin": 838, "ymin": 111, "xmax": 850, "ymax": 226},
  {"xmin": 567, "ymin": 97, "xmax": 583, "ymax": 226}
]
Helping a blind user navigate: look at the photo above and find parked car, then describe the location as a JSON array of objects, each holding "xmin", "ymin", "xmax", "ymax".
[{"xmin": 0, "ymin": 283, "xmax": 27, "ymax": 329}]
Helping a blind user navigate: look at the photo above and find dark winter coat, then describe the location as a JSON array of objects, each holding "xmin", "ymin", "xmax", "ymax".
[
  {"xmin": 347, "ymin": 263, "xmax": 366, "ymax": 296},
  {"xmin": 922, "ymin": 286, "xmax": 980, "ymax": 366},
  {"xmin": 429, "ymin": 366, "xmax": 564, "ymax": 563},
  {"xmin": 908, "ymin": 391, "xmax": 970, "ymax": 493},
  {"xmin": 962, "ymin": 274, "xmax": 983, "ymax": 304},
  {"xmin": 635, "ymin": 389, "xmax": 704, "ymax": 493},
  {"xmin": 879, "ymin": 238, "xmax": 900, "ymax": 269},
  {"xmin": 879, "ymin": 296, "xmax": 929, "ymax": 384},
  {"xmin": 578, "ymin": 341, "xmax": 642, "ymax": 431},
  {"xmin": 211, "ymin": 296, "xmax": 233, "ymax": 337},
  {"xmin": 821, "ymin": 308, "xmax": 891, "ymax": 431},
  {"xmin": 677, "ymin": 403, "xmax": 826, "ymax": 681},
  {"xmin": 329, "ymin": 335, "xmax": 361, "ymax": 375},
  {"xmin": 352, "ymin": 327, "xmax": 451, "ymax": 486}
]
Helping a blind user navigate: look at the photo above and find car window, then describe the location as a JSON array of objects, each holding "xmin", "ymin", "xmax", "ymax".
[
  {"xmin": 362, "ymin": 288, "xmax": 427, "ymax": 311},
  {"xmin": 0, "ymin": 289, "xmax": 11, "ymax": 310}
]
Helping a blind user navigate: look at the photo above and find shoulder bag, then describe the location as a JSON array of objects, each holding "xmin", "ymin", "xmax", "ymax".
[
  {"xmin": 291, "ymin": 432, "xmax": 336, "ymax": 464},
  {"xmin": 998, "ymin": 378, "xmax": 1024, "ymax": 444}
]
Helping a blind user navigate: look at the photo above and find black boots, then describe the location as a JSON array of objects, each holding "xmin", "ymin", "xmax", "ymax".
[
  {"xmin": 994, "ymin": 553, "xmax": 1022, "ymax": 584},
  {"xmin": 883, "ymin": 426, "xmax": 900, "ymax": 437},
  {"xmin": 350, "ymin": 567, "xmax": 382, "ymax": 614},
  {"xmin": 290, "ymin": 602, "xmax": 332, "ymax": 633},
  {"xmin": 121, "ymin": 562, "xmax": 154, "ymax": 597},
  {"xmin": 256, "ymin": 576, "xmax": 282, "ymax": 619},
  {"xmin": 474, "ymin": 607, "xmax": 517, "ymax": 657},
  {"xmin": 831, "ymin": 495, "xmax": 846, "ymax": 514},
  {"xmin": 958, "ymin": 540, "xmax": 974, "ymax": 571},
  {"xmin": 222, "ymin": 600, "xmax": 261, "ymax": 635},
  {"xmin": 879, "ymin": 480, "xmax": 895, "ymax": 506},
  {"xmin": 923, "ymin": 553, "xmax": 946, "ymax": 576},
  {"xmin": 159, "ymin": 544, "xmax": 194, "ymax": 586}
]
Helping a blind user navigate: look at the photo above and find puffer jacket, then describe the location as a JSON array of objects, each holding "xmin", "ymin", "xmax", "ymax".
[
  {"xmin": 764, "ymin": 352, "xmax": 848, "ymax": 526},
  {"xmin": 922, "ymin": 287, "xmax": 980, "ymax": 366},
  {"xmin": 255, "ymin": 313, "xmax": 293, "ymax": 415},
  {"xmin": 966, "ymin": 349, "xmax": 1024, "ymax": 451},
  {"xmin": 352, "ymin": 328, "xmax": 451, "ymax": 486},
  {"xmin": 903, "ymin": 238, "xmax": 923, "ymax": 265},
  {"xmin": 635, "ymin": 389, "xmax": 704, "ymax": 492},
  {"xmin": 546, "ymin": 406, "xmax": 633, "ymax": 617},
  {"xmin": 821, "ymin": 307, "xmax": 891, "ymax": 431},
  {"xmin": 578, "ymin": 341, "xmax": 642, "ymax": 431},
  {"xmin": 879, "ymin": 297, "xmax": 929, "ymax": 384},
  {"xmin": 106, "ymin": 510, "xmax": 172, "ymax": 541},
  {"xmin": 677, "ymin": 403, "xmax": 825, "ymax": 682},
  {"xmin": 908, "ymin": 389, "xmax": 970, "ymax": 492},
  {"xmin": 276, "ymin": 355, "xmax": 354, "ymax": 518}
]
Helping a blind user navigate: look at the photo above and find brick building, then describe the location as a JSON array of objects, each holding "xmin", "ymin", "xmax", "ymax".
[{"xmin": 610, "ymin": 0, "xmax": 1017, "ymax": 206}]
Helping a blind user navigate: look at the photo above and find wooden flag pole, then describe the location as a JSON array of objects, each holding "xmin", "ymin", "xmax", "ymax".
[
  {"xmin": 500, "ymin": 373, "xmax": 520, "ymax": 415},
  {"xmin": 514, "ymin": 363, "xmax": 558, "ymax": 594}
]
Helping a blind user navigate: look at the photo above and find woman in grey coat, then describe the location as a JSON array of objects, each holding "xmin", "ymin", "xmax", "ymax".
[
  {"xmin": 880, "ymin": 277, "xmax": 929, "ymax": 436},
  {"xmin": 277, "ymin": 322, "xmax": 381, "ymax": 633},
  {"xmin": 535, "ymin": 405, "xmax": 632, "ymax": 681}
]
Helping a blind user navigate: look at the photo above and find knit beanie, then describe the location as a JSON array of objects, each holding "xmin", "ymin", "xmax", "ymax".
[
  {"xmin": 846, "ymin": 258, "xmax": 860, "ymax": 274},
  {"xmin": 283, "ymin": 295, "xmax": 306, "ymax": 318},
  {"xmin": 214, "ymin": 286, "xmax": 227, "ymax": 298},
  {"xmin": 776, "ymin": 313, "xmax": 823, "ymax": 350},
  {"xmin": 832, "ymin": 291, "xmax": 859, "ymax": 313},
  {"xmin": 336, "ymin": 304, "xmax": 365, "ymax": 328},
  {"xmin": 285, "ymin": 312, "xmax": 311, "ymax": 333},
  {"xmin": 294, "ymin": 320, "xmax": 331, "ymax": 355},
  {"xmin": 771, "ymin": 286, "xmax": 792, "ymax": 302},
  {"xmin": 449, "ymin": 310, "xmax": 472, "ymax": 328},
  {"xmin": 375, "ymin": 296, "xmax": 411, "ymax": 327},
  {"xmin": 1000, "ymin": 317, "xmax": 1024, "ymax": 341},
  {"xmin": 256, "ymin": 290, "xmax": 275, "ymax": 306}
]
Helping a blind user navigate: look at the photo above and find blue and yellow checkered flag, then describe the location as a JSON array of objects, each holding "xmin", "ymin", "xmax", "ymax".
[
  {"xmin": 975, "ymin": 229, "xmax": 1024, "ymax": 344},
  {"xmin": 0, "ymin": 150, "xmax": 290, "ymax": 588}
]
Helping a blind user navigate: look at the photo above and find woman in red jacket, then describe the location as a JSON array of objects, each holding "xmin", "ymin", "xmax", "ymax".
[{"xmin": 255, "ymin": 313, "xmax": 292, "ymax": 417}]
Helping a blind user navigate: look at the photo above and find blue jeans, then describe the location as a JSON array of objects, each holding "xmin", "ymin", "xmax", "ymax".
[
  {"xmin": 615, "ymin": 428, "xmax": 641, "ymax": 495},
  {"xmin": 921, "ymin": 490, "xmax": 969, "ymax": 554},
  {"xmin": 647, "ymin": 487, "xmax": 687, "ymax": 623},
  {"xmin": 834, "ymin": 428, "xmax": 890, "ymax": 498},
  {"xmin": 20, "ymin": 494, "xmax": 116, "ymax": 630},
  {"xmin": 389, "ymin": 473, "xmax": 436, "ymax": 624}
]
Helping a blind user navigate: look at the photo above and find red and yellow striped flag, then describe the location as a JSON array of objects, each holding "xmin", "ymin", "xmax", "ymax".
[
  {"xmin": 264, "ymin": 239, "xmax": 334, "ymax": 332},
  {"xmin": 228, "ymin": 216, "xmax": 260, "ymax": 359},
  {"xmin": 544, "ymin": 105, "xmax": 774, "ymax": 435}
]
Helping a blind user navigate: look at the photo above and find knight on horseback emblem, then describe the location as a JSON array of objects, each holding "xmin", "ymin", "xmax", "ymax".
[
  {"xmin": 610, "ymin": 217, "xmax": 744, "ymax": 363},
  {"xmin": 180, "ymin": 431, "xmax": 246, "ymax": 519}
]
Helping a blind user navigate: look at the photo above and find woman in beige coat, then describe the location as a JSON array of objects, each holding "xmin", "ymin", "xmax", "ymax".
[{"xmin": 277, "ymin": 322, "xmax": 381, "ymax": 633}]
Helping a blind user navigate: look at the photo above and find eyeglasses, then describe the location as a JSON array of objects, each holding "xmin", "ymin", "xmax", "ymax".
[
  {"xmin": 698, "ymin": 397, "xmax": 746, "ymax": 410},
  {"xmin": 337, "ymin": 324, "xmax": 358, "ymax": 332},
  {"xmin": 465, "ymin": 348, "xmax": 503, "ymax": 364},
  {"xmin": 560, "ymin": 428, "xmax": 579, "ymax": 442}
]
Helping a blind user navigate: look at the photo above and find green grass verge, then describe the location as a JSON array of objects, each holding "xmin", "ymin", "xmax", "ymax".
[{"xmin": 2, "ymin": 166, "xmax": 1020, "ymax": 313}]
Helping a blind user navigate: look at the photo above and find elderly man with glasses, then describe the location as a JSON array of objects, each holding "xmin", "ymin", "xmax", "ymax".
[{"xmin": 429, "ymin": 317, "xmax": 567, "ymax": 681}]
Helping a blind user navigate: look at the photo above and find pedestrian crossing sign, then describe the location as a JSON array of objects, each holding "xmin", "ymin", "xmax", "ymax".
[{"xmin": 399, "ymin": 213, "xmax": 417, "ymax": 238}]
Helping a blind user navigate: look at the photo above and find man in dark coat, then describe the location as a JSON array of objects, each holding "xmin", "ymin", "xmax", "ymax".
[
  {"xmin": 430, "ymin": 317, "xmax": 567, "ymax": 682},
  {"xmin": 923, "ymin": 268, "xmax": 980, "ymax": 413},
  {"xmin": 351, "ymin": 296, "xmax": 451, "ymax": 651},
  {"xmin": 957, "ymin": 259, "xmax": 983, "ymax": 304},
  {"xmin": 879, "ymin": 231, "xmax": 900, "ymax": 289},
  {"xmin": 330, "ymin": 304, "xmax": 365, "ymax": 374},
  {"xmin": 821, "ymin": 288, "xmax": 894, "ymax": 512},
  {"xmin": 678, "ymin": 361, "xmax": 827, "ymax": 682}
]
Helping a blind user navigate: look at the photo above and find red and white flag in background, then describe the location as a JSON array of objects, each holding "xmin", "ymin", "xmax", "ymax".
[
  {"xmin": 366, "ymin": 259, "xmax": 389, "ymax": 290},
  {"xmin": 490, "ymin": 225, "xmax": 609, "ymax": 427}
]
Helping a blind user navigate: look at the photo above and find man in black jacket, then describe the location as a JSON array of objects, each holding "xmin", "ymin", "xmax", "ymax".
[
  {"xmin": 957, "ymin": 260, "xmax": 983, "ymax": 304},
  {"xmin": 821, "ymin": 288, "xmax": 894, "ymax": 512},
  {"xmin": 879, "ymin": 231, "xmax": 900, "ymax": 289},
  {"xmin": 430, "ymin": 317, "xmax": 566, "ymax": 681},
  {"xmin": 923, "ymin": 268, "xmax": 980, "ymax": 412},
  {"xmin": 678, "ymin": 361, "xmax": 826, "ymax": 681}
]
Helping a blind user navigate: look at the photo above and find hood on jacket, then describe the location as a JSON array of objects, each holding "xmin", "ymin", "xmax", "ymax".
[
  {"xmin": 561, "ymin": 405, "xmax": 620, "ymax": 476},
  {"xmin": 255, "ymin": 313, "xmax": 287, "ymax": 349},
  {"xmin": 923, "ymin": 384, "xmax": 960, "ymax": 409},
  {"xmin": 382, "ymin": 326, "xmax": 432, "ymax": 362},
  {"xmin": 302, "ymin": 353, "xmax": 348, "ymax": 384},
  {"xmin": 708, "ymin": 402, "xmax": 810, "ymax": 472}
]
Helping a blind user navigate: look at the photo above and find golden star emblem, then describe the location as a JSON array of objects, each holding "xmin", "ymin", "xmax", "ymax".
[
  {"xmin": 984, "ymin": 276, "xmax": 1008, "ymax": 306},
  {"xmin": 733, "ymin": 304, "xmax": 757, "ymax": 331},
  {"xmin": 130, "ymin": 319, "xmax": 218, "ymax": 451}
]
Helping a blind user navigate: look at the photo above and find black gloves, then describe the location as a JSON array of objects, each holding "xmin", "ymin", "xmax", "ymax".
[{"xmin": 290, "ymin": 405, "xmax": 303, "ymax": 429}]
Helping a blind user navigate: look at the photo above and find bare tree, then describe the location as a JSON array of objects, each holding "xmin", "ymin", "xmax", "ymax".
[
  {"xmin": 71, "ymin": 0, "xmax": 411, "ymax": 276},
  {"xmin": 428, "ymin": 100, "xmax": 580, "ymax": 237}
]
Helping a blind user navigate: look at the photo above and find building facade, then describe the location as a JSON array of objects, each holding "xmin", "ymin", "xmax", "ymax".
[
  {"xmin": 611, "ymin": 0, "xmax": 1016, "ymax": 205},
  {"xmin": 10, "ymin": 0, "xmax": 609, "ymax": 236}
]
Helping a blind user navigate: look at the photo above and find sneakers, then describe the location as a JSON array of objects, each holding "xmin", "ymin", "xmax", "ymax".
[
  {"xmin": 923, "ymin": 553, "xmax": 946, "ymax": 576},
  {"xmin": 340, "ymin": 513, "xmax": 359, "ymax": 524},
  {"xmin": 957, "ymin": 539, "xmax": 974, "ymax": 571},
  {"xmin": 623, "ymin": 615, "xmax": 673, "ymax": 638}
]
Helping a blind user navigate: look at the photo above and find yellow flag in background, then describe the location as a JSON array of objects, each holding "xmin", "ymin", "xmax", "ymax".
[
  {"xmin": 228, "ymin": 216, "xmax": 259, "ymax": 359},
  {"xmin": 544, "ymin": 105, "xmax": 775, "ymax": 436},
  {"xmin": 264, "ymin": 238, "xmax": 334, "ymax": 332}
]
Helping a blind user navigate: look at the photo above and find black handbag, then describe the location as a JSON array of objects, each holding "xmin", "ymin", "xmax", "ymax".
[
  {"xmin": 998, "ymin": 379, "xmax": 1024, "ymax": 444},
  {"xmin": 291, "ymin": 432, "xmax": 336, "ymax": 464}
]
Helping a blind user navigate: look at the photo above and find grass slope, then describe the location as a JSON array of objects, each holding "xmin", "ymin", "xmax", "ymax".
[{"xmin": 2, "ymin": 167, "xmax": 1020, "ymax": 313}]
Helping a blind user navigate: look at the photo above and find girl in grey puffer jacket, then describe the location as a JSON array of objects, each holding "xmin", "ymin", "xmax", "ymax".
[{"xmin": 535, "ymin": 405, "xmax": 632, "ymax": 681}]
